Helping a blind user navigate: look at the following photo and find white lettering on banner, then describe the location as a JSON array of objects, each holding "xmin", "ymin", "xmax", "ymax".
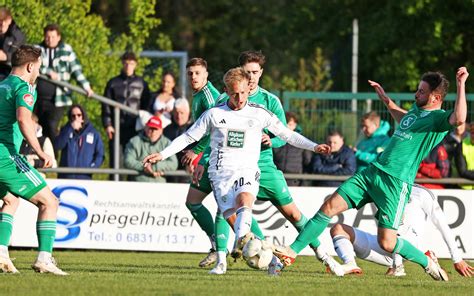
[{"xmin": 8, "ymin": 180, "xmax": 473, "ymax": 259}]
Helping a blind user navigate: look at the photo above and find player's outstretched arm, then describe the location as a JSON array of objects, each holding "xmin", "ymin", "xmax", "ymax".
[
  {"xmin": 449, "ymin": 67, "xmax": 469, "ymax": 126},
  {"xmin": 368, "ymin": 80, "xmax": 407, "ymax": 123},
  {"xmin": 17, "ymin": 107, "xmax": 53, "ymax": 168}
]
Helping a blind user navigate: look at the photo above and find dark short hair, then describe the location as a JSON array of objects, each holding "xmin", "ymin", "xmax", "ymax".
[
  {"xmin": 121, "ymin": 51, "xmax": 137, "ymax": 62},
  {"xmin": 0, "ymin": 6, "xmax": 12, "ymax": 20},
  {"xmin": 186, "ymin": 57, "xmax": 207, "ymax": 69},
  {"xmin": 12, "ymin": 45, "xmax": 41, "ymax": 67},
  {"xmin": 238, "ymin": 50, "xmax": 266, "ymax": 67},
  {"xmin": 285, "ymin": 111, "xmax": 298, "ymax": 124},
  {"xmin": 44, "ymin": 23, "xmax": 61, "ymax": 35},
  {"xmin": 421, "ymin": 71, "xmax": 449, "ymax": 99},
  {"xmin": 327, "ymin": 130, "xmax": 343, "ymax": 138}
]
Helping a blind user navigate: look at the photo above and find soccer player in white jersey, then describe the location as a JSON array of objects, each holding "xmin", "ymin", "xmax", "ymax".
[
  {"xmin": 143, "ymin": 67, "xmax": 330, "ymax": 274},
  {"xmin": 330, "ymin": 184, "xmax": 474, "ymax": 277}
]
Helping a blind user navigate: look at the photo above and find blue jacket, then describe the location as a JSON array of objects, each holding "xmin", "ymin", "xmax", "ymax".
[
  {"xmin": 311, "ymin": 145, "xmax": 356, "ymax": 186},
  {"xmin": 55, "ymin": 121, "xmax": 104, "ymax": 179},
  {"xmin": 355, "ymin": 120, "xmax": 391, "ymax": 172}
]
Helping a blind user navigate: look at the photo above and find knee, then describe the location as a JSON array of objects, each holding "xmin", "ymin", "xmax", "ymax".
[
  {"xmin": 330, "ymin": 223, "xmax": 353, "ymax": 240},
  {"xmin": 38, "ymin": 194, "xmax": 59, "ymax": 211},
  {"xmin": 330, "ymin": 223, "xmax": 345, "ymax": 238},
  {"xmin": 378, "ymin": 236, "xmax": 396, "ymax": 253}
]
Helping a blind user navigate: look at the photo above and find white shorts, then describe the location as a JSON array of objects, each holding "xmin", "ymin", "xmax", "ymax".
[
  {"xmin": 353, "ymin": 228, "xmax": 393, "ymax": 267},
  {"xmin": 209, "ymin": 168, "xmax": 260, "ymax": 218}
]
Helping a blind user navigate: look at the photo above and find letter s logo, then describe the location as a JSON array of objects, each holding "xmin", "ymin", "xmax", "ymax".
[{"xmin": 52, "ymin": 185, "xmax": 89, "ymax": 242}]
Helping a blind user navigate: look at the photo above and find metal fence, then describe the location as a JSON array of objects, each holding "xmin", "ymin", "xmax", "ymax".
[
  {"xmin": 36, "ymin": 75, "xmax": 474, "ymax": 185},
  {"xmin": 280, "ymin": 91, "xmax": 474, "ymax": 145}
]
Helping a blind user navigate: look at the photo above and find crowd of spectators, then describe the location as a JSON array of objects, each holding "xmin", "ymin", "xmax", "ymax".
[{"xmin": 1, "ymin": 6, "xmax": 472, "ymax": 188}]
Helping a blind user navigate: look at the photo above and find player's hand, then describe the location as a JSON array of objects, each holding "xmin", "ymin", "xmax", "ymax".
[
  {"xmin": 315, "ymin": 144, "xmax": 331, "ymax": 155},
  {"xmin": 456, "ymin": 67, "xmax": 469, "ymax": 85},
  {"xmin": 185, "ymin": 163, "xmax": 194, "ymax": 175},
  {"xmin": 368, "ymin": 80, "xmax": 390, "ymax": 105},
  {"xmin": 192, "ymin": 164, "xmax": 205, "ymax": 186},
  {"xmin": 261, "ymin": 134, "xmax": 272, "ymax": 147},
  {"xmin": 181, "ymin": 150, "xmax": 197, "ymax": 166},
  {"xmin": 38, "ymin": 152, "xmax": 53, "ymax": 168},
  {"xmin": 143, "ymin": 153, "xmax": 163, "ymax": 165},
  {"xmin": 454, "ymin": 260, "xmax": 474, "ymax": 277},
  {"xmin": 105, "ymin": 126, "xmax": 115, "ymax": 140}
]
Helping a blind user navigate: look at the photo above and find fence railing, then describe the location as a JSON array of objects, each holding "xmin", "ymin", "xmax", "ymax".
[{"xmin": 37, "ymin": 76, "xmax": 474, "ymax": 185}]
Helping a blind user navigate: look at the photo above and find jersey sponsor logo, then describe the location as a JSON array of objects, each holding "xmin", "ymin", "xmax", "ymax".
[
  {"xmin": 400, "ymin": 114, "xmax": 417, "ymax": 130},
  {"xmin": 248, "ymin": 120, "xmax": 254, "ymax": 127},
  {"xmin": 23, "ymin": 93, "xmax": 34, "ymax": 107},
  {"xmin": 227, "ymin": 130, "xmax": 245, "ymax": 148}
]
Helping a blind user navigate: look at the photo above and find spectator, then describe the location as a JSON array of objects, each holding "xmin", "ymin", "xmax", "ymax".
[
  {"xmin": 35, "ymin": 23, "xmax": 94, "ymax": 142},
  {"xmin": 102, "ymin": 51, "xmax": 151, "ymax": 173},
  {"xmin": 273, "ymin": 112, "xmax": 312, "ymax": 186},
  {"xmin": 354, "ymin": 111, "xmax": 390, "ymax": 172},
  {"xmin": 55, "ymin": 104, "xmax": 104, "ymax": 179},
  {"xmin": 454, "ymin": 122, "xmax": 474, "ymax": 189},
  {"xmin": 19, "ymin": 114, "xmax": 57, "ymax": 176},
  {"xmin": 416, "ymin": 143, "xmax": 450, "ymax": 189},
  {"xmin": 443, "ymin": 122, "xmax": 467, "ymax": 177},
  {"xmin": 163, "ymin": 98, "xmax": 193, "ymax": 183},
  {"xmin": 124, "ymin": 116, "xmax": 178, "ymax": 182},
  {"xmin": 149, "ymin": 72, "xmax": 181, "ymax": 129},
  {"xmin": 0, "ymin": 7, "xmax": 25, "ymax": 80},
  {"xmin": 311, "ymin": 130, "xmax": 356, "ymax": 187}
]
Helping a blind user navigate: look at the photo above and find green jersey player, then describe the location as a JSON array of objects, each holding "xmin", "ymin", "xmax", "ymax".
[
  {"xmin": 0, "ymin": 45, "xmax": 67, "ymax": 275},
  {"xmin": 194, "ymin": 51, "xmax": 343, "ymax": 276},
  {"xmin": 275, "ymin": 67, "xmax": 469, "ymax": 282}
]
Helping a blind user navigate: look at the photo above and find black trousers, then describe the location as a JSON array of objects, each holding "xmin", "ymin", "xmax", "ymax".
[{"xmin": 35, "ymin": 99, "xmax": 66, "ymax": 143}]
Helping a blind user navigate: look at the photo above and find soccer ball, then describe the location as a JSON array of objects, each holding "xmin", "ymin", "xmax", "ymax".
[{"xmin": 242, "ymin": 238, "xmax": 273, "ymax": 270}]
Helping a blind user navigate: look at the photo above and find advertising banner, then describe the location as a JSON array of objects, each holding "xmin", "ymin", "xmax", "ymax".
[{"xmin": 9, "ymin": 179, "xmax": 473, "ymax": 259}]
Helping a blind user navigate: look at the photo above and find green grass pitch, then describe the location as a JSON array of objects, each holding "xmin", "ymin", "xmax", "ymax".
[{"xmin": 2, "ymin": 250, "xmax": 473, "ymax": 295}]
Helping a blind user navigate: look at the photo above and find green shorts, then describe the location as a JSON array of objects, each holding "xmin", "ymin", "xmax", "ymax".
[
  {"xmin": 189, "ymin": 165, "xmax": 212, "ymax": 194},
  {"xmin": 337, "ymin": 165, "xmax": 411, "ymax": 230},
  {"xmin": 0, "ymin": 155, "xmax": 47, "ymax": 200},
  {"xmin": 256, "ymin": 164, "xmax": 293, "ymax": 207}
]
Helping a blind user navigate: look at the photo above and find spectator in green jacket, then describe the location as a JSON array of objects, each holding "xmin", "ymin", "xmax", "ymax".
[
  {"xmin": 354, "ymin": 111, "xmax": 390, "ymax": 172},
  {"xmin": 124, "ymin": 116, "xmax": 178, "ymax": 182}
]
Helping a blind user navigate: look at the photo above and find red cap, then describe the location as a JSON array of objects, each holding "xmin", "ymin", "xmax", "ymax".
[{"xmin": 146, "ymin": 116, "xmax": 162, "ymax": 129}]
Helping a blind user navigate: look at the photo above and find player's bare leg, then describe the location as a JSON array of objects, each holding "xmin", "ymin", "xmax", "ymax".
[
  {"xmin": 0, "ymin": 193, "xmax": 20, "ymax": 273},
  {"xmin": 29, "ymin": 187, "xmax": 67, "ymax": 275}
]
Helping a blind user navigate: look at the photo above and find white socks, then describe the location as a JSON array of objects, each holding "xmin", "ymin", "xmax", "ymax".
[
  {"xmin": 0, "ymin": 245, "xmax": 9, "ymax": 258},
  {"xmin": 234, "ymin": 207, "xmax": 252, "ymax": 240},
  {"xmin": 333, "ymin": 235, "xmax": 356, "ymax": 264},
  {"xmin": 37, "ymin": 251, "xmax": 52, "ymax": 262},
  {"xmin": 217, "ymin": 251, "xmax": 226, "ymax": 265}
]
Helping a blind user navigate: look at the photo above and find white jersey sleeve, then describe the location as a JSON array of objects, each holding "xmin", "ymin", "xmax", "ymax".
[
  {"xmin": 414, "ymin": 185, "xmax": 463, "ymax": 263},
  {"xmin": 160, "ymin": 110, "xmax": 212, "ymax": 160},
  {"xmin": 264, "ymin": 113, "xmax": 317, "ymax": 151}
]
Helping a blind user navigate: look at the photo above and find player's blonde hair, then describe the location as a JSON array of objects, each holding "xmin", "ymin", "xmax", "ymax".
[{"xmin": 223, "ymin": 67, "xmax": 250, "ymax": 89}]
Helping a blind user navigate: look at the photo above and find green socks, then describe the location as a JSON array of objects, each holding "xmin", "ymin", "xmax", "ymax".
[
  {"xmin": 294, "ymin": 214, "xmax": 321, "ymax": 249},
  {"xmin": 215, "ymin": 213, "xmax": 229, "ymax": 252},
  {"xmin": 186, "ymin": 203, "xmax": 215, "ymax": 237},
  {"xmin": 290, "ymin": 211, "xmax": 331, "ymax": 253},
  {"xmin": 250, "ymin": 216, "xmax": 265, "ymax": 240},
  {"xmin": 394, "ymin": 237, "xmax": 428, "ymax": 268},
  {"xmin": 0, "ymin": 213, "xmax": 13, "ymax": 246},
  {"xmin": 36, "ymin": 220, "xmax": 56, "ymax": 252}
]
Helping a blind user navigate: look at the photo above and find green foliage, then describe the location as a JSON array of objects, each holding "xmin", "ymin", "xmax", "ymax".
[
  {"xmin": 5, "ymin": 250, "xmax": 474, "ymax": 295},
  {"xmin": 2, "ymin": 0, "xmax": 166, "ymax": 176}
]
